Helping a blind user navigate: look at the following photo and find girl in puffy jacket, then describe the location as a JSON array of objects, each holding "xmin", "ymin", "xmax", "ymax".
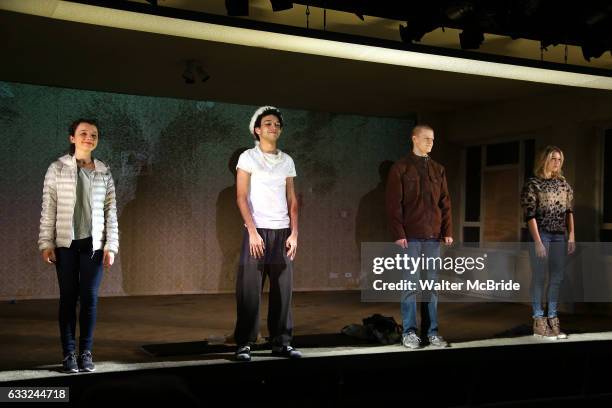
[{"xmin": 38, "ymin": 119, "xmax": 119, "ymax": 373}]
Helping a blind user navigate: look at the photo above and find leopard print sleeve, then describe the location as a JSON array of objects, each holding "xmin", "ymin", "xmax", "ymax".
[
  {"xmin": 520, "ymin": 178, "xmax": 538, "ymax": 222},
  {"xmin": 565, "ymin": 181, "xmax": 574, "ymax": 214}
]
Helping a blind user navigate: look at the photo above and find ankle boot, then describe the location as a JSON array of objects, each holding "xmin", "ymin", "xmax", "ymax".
[
  {"xmin": 533, "ymin": 317, "xmax": 557, "ymax": 340},
  {"xmin": 548, "ymin": 317, "xmax": 567, "ymax": 339}
]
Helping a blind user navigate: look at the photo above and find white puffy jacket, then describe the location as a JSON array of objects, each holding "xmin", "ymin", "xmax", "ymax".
[{"xmin": 38, "ymin": 154, "xmax": 119, "ymax": 254}]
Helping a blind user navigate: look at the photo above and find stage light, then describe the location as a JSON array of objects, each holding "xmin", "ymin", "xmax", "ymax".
[
  {"xmin": 581, "ymin": 8, "xmax": 611, "ymax": 61},
  {"xmin": 399, "ymin": 21, "xmax": 435, "ymax": 43},
  {"xmin": 9, "ymin": 0, "xmax": 612, "ymax": 90},
  {"xmin": 225, "ymin": 0, "xmax": 249, "ymax": 16},
  {"xmin": 270, "ymin": 0, "xmax": 292, "ymax": 12},
  {"xmin": 145, "ymin": 0, "xmax": 158, "ymax": 6},
  {"xmin": 459, "ymin": 28, "xmax": 484, "ymax": 49},
  {"xmin": 540, "ymin": 37, "xmax": 559, "ymax": 50},
  {"xmin": 581, "ymin": 41, "xmax": 608, "ymax": 62}
]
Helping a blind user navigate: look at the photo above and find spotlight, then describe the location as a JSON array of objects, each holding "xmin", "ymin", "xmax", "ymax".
[
  {"xmin": 399, "ymin": 21, "xmax": 436, "ymax": 43},
  {"xmin": 540, "ymin": 37, "xmax": 560, "ymax": 49},
  {"xmin": 581, "ymin": 41, "xmax": 608, "ymax": 61},
  {"xmin": 225, "ymin": 0, "xmax": 249, "ymax": 16},
  {"xmin": 270, "ymin": 0, "xmax": 292, "ymax": 12},
  {"xmin": 580, "ymin": 6, "xmax": 612, "ymax": 61},
  {"xmin": 459, "ymin": 28, "xmax": 484, "ymax": 49},
  {"xmin": 145, "ymin": 0, "xmax": 158, "ymax": 5}
]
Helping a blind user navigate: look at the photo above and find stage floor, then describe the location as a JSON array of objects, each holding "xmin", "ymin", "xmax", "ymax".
[{"xmin": 1, "ymin": 291, "xmax": 612, "ymax": 382}]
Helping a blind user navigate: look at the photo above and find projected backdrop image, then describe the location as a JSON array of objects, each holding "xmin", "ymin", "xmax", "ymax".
[{"xmin": 0, "ymin": 81, "xmax": 416, "ymax": 299}]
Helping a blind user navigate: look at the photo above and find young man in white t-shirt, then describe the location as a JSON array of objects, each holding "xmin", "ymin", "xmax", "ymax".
[{"xmin": 233, "ymin": 106, "xmax": 301, "ymax": 361}]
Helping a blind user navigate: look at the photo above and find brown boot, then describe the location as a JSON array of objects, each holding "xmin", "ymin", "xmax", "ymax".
[
  {"xmin": 548, "ymin": 317, "xmax": 568, "ymax": 339},
  {"xmin": 533, "ymin": 317, "xmax": 557, "ymax": 340}
]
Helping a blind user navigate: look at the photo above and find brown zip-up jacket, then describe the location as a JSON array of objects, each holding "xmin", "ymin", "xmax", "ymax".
[{"xmin": 385, "ymin": 152, "xmax": 452, "ymax": 241}]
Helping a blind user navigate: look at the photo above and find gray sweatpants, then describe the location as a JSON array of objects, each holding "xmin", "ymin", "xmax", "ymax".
[{"xmin": 234, "ymin": 228, "xmax": 294, "ymax": 347}]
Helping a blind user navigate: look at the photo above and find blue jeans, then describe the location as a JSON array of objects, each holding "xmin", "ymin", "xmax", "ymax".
[
  {"xmin": 55, "ymin": 237, "xmax": 104, "ymax": 355},
  {"xmin": 401, "ymin": 239, "xmax": 440, "ymax": 336},
  {"xmin": 529, "ymin": 231, "xmax": 567, "ymax": 318}
]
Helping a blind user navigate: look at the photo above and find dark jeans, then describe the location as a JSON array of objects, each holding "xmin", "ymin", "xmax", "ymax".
[
  {"xmin": 529, "ymin": 231, "xmax": 567, "ymax": 318},
  {"xmin": 55, "ymin": 237, "xmax": 104, "ymax": 356},
  {"xmin": 234, "ymin": 228, "xmax": 293, "ymax": 347},
  {"xmin": 401, "ymin": 239, "xmax": 440, "ymax": 337}
]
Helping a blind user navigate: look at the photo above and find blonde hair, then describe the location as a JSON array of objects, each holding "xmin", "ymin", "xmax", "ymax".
[
  {"xmin": 534, "ymin": 145, "xmax": 565, "ymax": 179},
  {"xmin": 412, "ymin": 124, "xmax": 433, "ymax": 137}
]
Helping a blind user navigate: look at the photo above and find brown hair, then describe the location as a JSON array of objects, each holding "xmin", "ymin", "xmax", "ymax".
[{"xmin": 68, "ymin": 118, "xmax": 98, "ymax": 155}]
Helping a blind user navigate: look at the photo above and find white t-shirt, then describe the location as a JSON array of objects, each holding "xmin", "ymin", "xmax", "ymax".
[{"xmin": 236, "ymin": 146, "xmax": 297, "ymax": 229}]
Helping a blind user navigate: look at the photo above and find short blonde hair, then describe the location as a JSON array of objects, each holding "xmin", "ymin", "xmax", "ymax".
[
  {"xmin": 412, "ymin": 124, "xmax": 433, "ymax": 137},
  {"xmin": 534, "ymin": 145, "xmax": 565, "ymax": 179}
]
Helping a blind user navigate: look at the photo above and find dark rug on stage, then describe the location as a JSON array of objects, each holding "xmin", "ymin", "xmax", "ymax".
[{"xmin": 141, "ymin": 333, "xmax": 375, "ymax": 357}]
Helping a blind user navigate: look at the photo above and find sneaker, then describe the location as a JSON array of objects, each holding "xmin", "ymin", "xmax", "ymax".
[
  {"xmin": 533, "ymin": 317, "xmax": 557, "ymax": 340},
  {"xmin": 401, "ymin": 332, "xmax": 421, "ymax": 349},
  {"xmin": 548, "ymin": 317, "xmax": 568, "ymax": 339},
  {"xmin": 78, "ymin": 350, "xmax": 96, "ymax": 372},
  {"xmin": 271, "ymin": 345, "xmax": 302, "ymax": 359},
  {"xmin": 62, "ymin": 352, "xmax": 78, "ymax": 374},
  {"xmin": 428, "ymin": 335, "xmax": 449, "ymax": 348},
  {"xmin": 235, "ymin": 345, "xmax": 251, "ymax": 361}
]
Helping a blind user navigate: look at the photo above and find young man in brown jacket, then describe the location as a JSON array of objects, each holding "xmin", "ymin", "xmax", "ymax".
[{"xmin": 385, "ymin": 124, "xmax": 453, "ymax": 349}]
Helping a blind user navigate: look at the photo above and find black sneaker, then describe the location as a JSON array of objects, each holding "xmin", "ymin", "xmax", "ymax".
[
  {"xmin": 235, "ymin": 345, "xmax": 251, "ymax": 361},
  {"xmin": 78, "ymin": 350, "xmax": 96, "ymax": 372},
  {"xmin": 62, "ymin": 352, "xmax": 78, "ymax": 374},
  {"xmin": 271, "ymin": 345, "xmax": 302, "ymax": 359}
]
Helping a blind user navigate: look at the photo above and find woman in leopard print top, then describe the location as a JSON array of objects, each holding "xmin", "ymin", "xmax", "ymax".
[
  {"xmin": 520, "ymin": 145, "xmax": 575, "ymax": 340},
  {"xmin": 521, "ymin": 175, "xmax": 573, "ymax": 233}
]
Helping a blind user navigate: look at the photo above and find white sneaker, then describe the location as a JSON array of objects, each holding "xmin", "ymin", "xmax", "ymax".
[
  {"xmin": 235, "ymin": 345, "xmax": 251, "ymax": 361},
  {"xmin": 428, "ymin": 335, "xmax": 449, "ymax": 348},
  {"xmin": 402, "ymin": 332, "xmax": 421, "ymax": 349}
]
